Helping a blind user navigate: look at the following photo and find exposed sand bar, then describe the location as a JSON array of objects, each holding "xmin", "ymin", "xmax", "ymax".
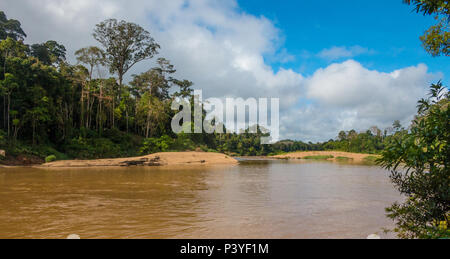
[
  {"xmin": 39, "ymin": 152, "xmax": 238, "ymax": 168},
  {"xmin": 272, "ymin": 151, "xmax": 379, "ymax": 162}
]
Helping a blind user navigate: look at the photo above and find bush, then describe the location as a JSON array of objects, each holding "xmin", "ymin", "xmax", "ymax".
[
  {"xmin": 63, "ymin": 137, "xmax": 122, "ymax": 159},
  {"xmin": 140, "ymin": 135, "xmax": 174, "ymax": 154},
  {"xmin": 45, "ymin": 155, "xmax": 57, "ymax": 163},
  {"xmin": 172, "ymin": 133, "xmax": 196, "ymax": 151},
  {"xmin": 0, "ymin": 129, "xmax": 6, "ymax": 147},
  {"xmin": 140, "ymin": 133, "xmax": 200, "ymax": 155},
  {"xmin": 32, "ymin": 145, "xmax": 68, "ymax": 160}
]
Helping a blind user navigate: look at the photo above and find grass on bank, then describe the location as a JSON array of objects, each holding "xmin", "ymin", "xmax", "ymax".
[{"xmin": 363, "ymin": 155, "xmax": 379, "ymax": 163}]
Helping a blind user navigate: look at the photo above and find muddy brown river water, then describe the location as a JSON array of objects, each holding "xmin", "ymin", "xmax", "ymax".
[{"xmin": 0, "ymin": 160, "xmax": 401, "ymax": 239}]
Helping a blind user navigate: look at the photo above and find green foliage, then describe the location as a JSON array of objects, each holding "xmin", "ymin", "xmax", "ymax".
[
  {"xmin": 63, "ymin": 137, "xmax": 122, "ymax": 159},
  {"xmin": 172, "ymin": 133, "xmax": 196, "ymax": 151},
  {"xmin": 140, "ymin": 135, "xmax": 174, "ymax": 154},
  {"xmin": 0, "ymin": 37, "xmax": 28, "ymax": 59},
  {"xmin": 379, "ymin": 82, "xmax": 449, "ymax": 239},
  {"xmin": 215, "ymin": 127, "xmax": 275, "ymax": 156},
  {"xmin": 322, "ymin": 127, "xmax": 385, "ymax": 154},
  {"xmin": 30, "ymin": 40, "xmax": 67, "ymax": 66},
  {"xmin": 75, "ymin": 46, "xmax": 105, "ymax": 78},
  {"xmin": 93, "ymin": 19, "xmax": 160, "ymax": 86},
  {"xmin": 403, "ymin": 0, "xmax": 449, "ymax": 17},
  {"xmin": 364, "ymin": 156, "xmax": 379, "ymax": 162},
  {"xmin": 0, "ymin": 11, "xmax": 26, "ymax": 41},
  {"xmin": 273, "ymin": 140, "xmax": 323, "ymax": 153},
  {"xmin": 403, "ymin": 0, "xmax": 450, "ymax": 56},
  {"xmin": 45, "ymin": 155, "xmax": 56, "ymax": 163},
  {"xmin": 420, "ymin": 18, "xmax": 450, "ymax": 56},
  {"xmin": 0, "ymin": 129, "xmax": 6, "ymax": 146},
  {"xmin": 140, "ymin": 133, "xmax": 197, "ymax": 155}
]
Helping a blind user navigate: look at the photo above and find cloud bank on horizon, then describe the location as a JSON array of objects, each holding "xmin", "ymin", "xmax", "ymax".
[{"xmin": 1, "ymin": 0, "xmax": 441, "ymax": 142}]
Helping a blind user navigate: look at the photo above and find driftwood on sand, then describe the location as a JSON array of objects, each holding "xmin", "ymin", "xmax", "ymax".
[{"xmin": 119, "ymin": 157, "xmax": 162, "ymax": 167}]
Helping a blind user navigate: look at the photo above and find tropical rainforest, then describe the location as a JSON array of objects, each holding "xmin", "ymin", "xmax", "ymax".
[{"xmin": 0, "ymin": 0, "xmax": 448, "ymax": 239}]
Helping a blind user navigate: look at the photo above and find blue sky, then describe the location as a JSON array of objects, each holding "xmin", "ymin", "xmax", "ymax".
[{"xmin": 238, "ymin": 0, "xmax": 449, "ymax": 80}]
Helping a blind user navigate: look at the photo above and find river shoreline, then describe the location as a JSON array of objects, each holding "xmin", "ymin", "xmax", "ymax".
[
  {"xmin": 0, "ymin": 151, "xmax": 380, "ymax": 168},
  {"xmin": 272, "ymin": 151, "xmax": 380, "ymax": 163},
  {"xmin": 37, "ymin": 152, "xmax": 238, "ymax": 168}
]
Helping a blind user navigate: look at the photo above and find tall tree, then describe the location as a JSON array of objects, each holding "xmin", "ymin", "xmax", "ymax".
[
  {"xmin": 392, "ymin": 120, "xmax": 402, "ymax": 131},
  {"xmin": 30, "ymin": 40, "xmax": 67, "ymax": 66},
  {"xmin": 0, "ymin": 11, "xmax": 26, "ymax": 41},
  {"xmin": 403, "ymin": 0, "xmax": 450, "ymax": 56},
  {"xmin": 130, "ymin": 59, "xmax": 176, "ymax": 100},
  {"xmin": 75, "ymin": 47, "xmax": 107, "ymax": 130},
  {"xmin": 93, "ymin": 19, "xmax": 160, "ymax": 99},
  {"xmin": 0, "ymin": 38, "xmax": 27, "ymax": 134},
  {"xmin": 0, "ymin": 37, "xmax": 27, "ymax": 75},
  {"xmin": 75, "ymin": 46, "xmax": 106, "ymax": 80},
  {"xmin": 173, "ymin": 79, "xmax": 194, "ymax": 98}
]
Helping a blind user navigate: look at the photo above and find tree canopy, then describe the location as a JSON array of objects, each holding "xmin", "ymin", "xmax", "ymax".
[
  {"xmin": 30, "ymin": 40, "xmax": 67, "ymax": 66},
  {"xmin": 403, "ymin": 0, "xmax": 450, "ymax": 56},
  {"xmin": 0, "ymin": 11, "xmax": 26, "ymax": 41},
  {"xmin": 93, "ymin": 19, "xmax": 160, "ymax": 94}
]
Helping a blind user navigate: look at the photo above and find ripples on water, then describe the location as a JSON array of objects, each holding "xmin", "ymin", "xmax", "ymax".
[{"xmin": 0, "ymin": 160, "xmax": 401, "ymax": 239}]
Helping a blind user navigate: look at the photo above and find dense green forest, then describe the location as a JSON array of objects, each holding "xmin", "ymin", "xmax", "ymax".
[{"xmin": 0, "ymin": 10, "xmax": 439, "ymax": 165}]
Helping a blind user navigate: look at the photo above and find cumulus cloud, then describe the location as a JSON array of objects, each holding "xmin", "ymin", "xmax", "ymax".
[
  {"xmin": 1, "ymin": 0, "xmax": 439, "ymax": 141},
  {"xmin": 281, "ymin": 60, "xmax": 438, "ymax": 142},
  {"xmin": 317, "ymin": 45, "xmax": 373, "ymax": 61}
]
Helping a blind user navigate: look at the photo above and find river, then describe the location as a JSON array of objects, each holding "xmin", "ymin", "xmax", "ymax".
[{"xmin": 0, "ymin": 160, "xmax": 401, "ymax": 239}]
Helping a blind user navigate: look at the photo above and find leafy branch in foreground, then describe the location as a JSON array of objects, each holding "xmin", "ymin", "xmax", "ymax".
[
  {"xmin": 403, "ymin": 0, "xmax": 450, "ymax": 56},
  {"xmin": 378, "ymin": 82, "xmax": 449, "ymax": 239}
]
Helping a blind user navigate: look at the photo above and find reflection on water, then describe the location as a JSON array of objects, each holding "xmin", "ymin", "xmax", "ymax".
[{"xmin": 0, "ymin": 160, "xmax": 401, "ymax": 239}]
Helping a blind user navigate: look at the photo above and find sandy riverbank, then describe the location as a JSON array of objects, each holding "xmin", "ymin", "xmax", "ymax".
[
  {"xmin": 272, "ymin": 151, "xmax": 379, "ymax": 162},
  {"xmin": 38, "ymin": 152, "xmax": 238, "ymax": 168}
]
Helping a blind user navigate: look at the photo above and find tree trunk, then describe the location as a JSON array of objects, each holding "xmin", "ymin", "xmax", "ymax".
[
  {"xmin": 112, "ymin": 98, "xmax": 115, "ymax": 128},
  {"xmin": 7, "ymin": 93, "xmax": 10, "ymax": 137},
  {"xmin": 126, "ymin": 110, "xmax": 129, "ymax": 133},
  {"xmin": 118, "ymin": 72, "xmax": 123, "ymax": 102},
  {"xmin": 80, "ymin": 84, "xmax": 84, "ymax": 129},
  {"xmin": 99, "ymin": 83, "xmax": 103, "ymax": 135},
  {"xmin": 32, "ymin": 119, "xmax": 35, "ymax": 146},
  {"xmin": 146, "ymin": 118, "xmax": 150, "ymax": 138},
  {"xmin": 86, "ymin": 83, "xmax": 90, "ymax": 129},
  {"xmin": 3, "ymin": 95, "xmax": 5, "ymax": 130},
  {"xmin": 145, "ymin": 98, "xmax": 151, "ymax": 138}
]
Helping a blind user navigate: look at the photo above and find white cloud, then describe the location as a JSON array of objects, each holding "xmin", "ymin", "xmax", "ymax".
[
  {"xmin": 280, "ymin": 60, "xmax": 438, "ymax": 142},
  {"xmin": 1, "ymin": 0, "xmax": 439, "ymax": 141},
  {"xmin": 317, "ymin": 45, "xmax": 373, "ymax": 61}
]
